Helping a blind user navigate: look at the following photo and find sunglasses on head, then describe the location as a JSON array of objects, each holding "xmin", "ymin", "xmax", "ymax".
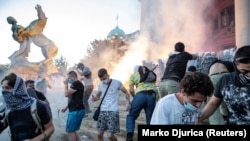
[{"xmin": 235, "ymin": 57, "xmax": 250, "ymax": 63}]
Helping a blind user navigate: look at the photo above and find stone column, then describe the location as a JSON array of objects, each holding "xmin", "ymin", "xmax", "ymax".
[{"xmin": 235, "ymin": 0, "xmax": 250, "ymax": 48}]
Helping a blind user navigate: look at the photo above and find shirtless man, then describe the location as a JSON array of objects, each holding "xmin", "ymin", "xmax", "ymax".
[{"xmin": 208, "ymin": 60, "xmax": 234, "ymax": 124}]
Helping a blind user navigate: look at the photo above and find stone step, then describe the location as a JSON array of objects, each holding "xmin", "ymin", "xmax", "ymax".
[
  {"xmin": 79, "ymin": 92, "xmax": 147, "ymax": 141},
  {"xmin": 46, "ymin": 90, "xmax": 146, "ymax": 141},
  {"xmin": 80, "ymin": 126, "xmax": 126, "ymax": 141}
]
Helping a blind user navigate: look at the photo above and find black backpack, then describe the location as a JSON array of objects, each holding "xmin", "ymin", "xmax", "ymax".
[{"xmin": 138, "ymin": 65, "xmax": 157, "ymax": 83}]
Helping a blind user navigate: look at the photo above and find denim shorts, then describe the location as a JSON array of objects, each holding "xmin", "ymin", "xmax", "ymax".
[{"xmin": 66, "ymin": 109, "xmax": 85, "ymax": 132}]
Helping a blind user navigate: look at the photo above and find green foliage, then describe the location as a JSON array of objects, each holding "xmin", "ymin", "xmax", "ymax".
[{"xmin": 54, "ymin": 56, "xmax": 68, "ymax": 75}]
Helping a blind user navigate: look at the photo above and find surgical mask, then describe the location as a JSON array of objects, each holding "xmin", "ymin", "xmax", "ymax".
[
  {"xmin": 184, "ymin": 102, "xmax": 197, "ymax": 111},
  {"xmin": 183, "ymin": 97, "xmax": 197, "ymax": 111},
  {"xmin": 102, "ymin": 78, "xmax": 109, "ymax": 84},
  {"xmin": 68, "ymin": 78, "xmax": 74, "ymax": 84},
  {"xmin": 239, "ymin": 73, "xmax": 250, "ymax": 86}
]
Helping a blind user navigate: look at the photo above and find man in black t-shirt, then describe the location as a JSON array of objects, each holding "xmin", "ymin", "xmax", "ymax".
[
  {"xmin": 159, "ymin": 42, "xmax": 197, "ymax": 98},
  {"xmin": 61, "ymin": 71, "xmax": 85, "ymax": 140},
  {"xmin": 0, "ymin": 73, "xmax": 54, "ymax": 141},
  {"xmin": 25, "ymin": 80, "xmax": 50, "ymax": 105},
  {"xmin": 199, "ymin": 46, "xmax": 250, "ymax": 125}
]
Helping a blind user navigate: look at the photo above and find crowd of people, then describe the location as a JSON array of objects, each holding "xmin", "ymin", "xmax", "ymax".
[{"xmin": 0, "ymin": 43, "xmax": 249, "ymax": 141}]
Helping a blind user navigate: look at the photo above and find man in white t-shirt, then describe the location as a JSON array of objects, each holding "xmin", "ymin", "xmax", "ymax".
[
  {"xmin": 91, "ymin": 68, "xmax": 131, "ymax": 141},
  {"xmin": 150, "ymin": 72, "xmax": 214, "ymax": 125}
]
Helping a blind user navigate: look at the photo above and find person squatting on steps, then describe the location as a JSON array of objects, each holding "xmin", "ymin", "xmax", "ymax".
[{"xmin": 150, "ymin": 72, "xmax": 214, "ymax": 125}]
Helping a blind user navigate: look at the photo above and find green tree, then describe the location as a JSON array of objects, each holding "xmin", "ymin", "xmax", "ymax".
[{"xmin": 54, "ymin": 56, "xmax": 68, "ymax": 76}]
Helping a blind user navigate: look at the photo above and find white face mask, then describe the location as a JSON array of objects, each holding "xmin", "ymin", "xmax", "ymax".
[
  {"xmin": 183, "ymin": 96, "xmax": 198, "ymax": 111},
  {"xmin": 184, "ymin": 102, "xmax": 197, "ymax": 111},
  {"xmin": 102, "ymin": 78, "xmax": 109, "ymax": 84}
]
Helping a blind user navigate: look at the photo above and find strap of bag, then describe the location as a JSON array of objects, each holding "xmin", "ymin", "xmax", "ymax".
[
  {"xmin": 98, "ymin": 79, "xmax": 112, "ymax": 108},
  {"xmin": 31, "ymin": 99, "xmax": 49, "ymax": 141},
  {"xmin": 31, "ymin": 99, "xmax": 43, "ymax": 134}
]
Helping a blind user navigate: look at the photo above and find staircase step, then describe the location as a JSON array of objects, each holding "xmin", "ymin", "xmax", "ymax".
[
  {"xmin": 80, "ymin": 127, "xmax": 127, "ymax": 141},
  {"xmin": 47, "ymin": 90, "xmax": 147, "ymax": 141}
]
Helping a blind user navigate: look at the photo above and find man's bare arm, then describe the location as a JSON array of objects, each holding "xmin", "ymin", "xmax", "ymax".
[
  {"xmin": 198, "ymin": 95, "xmax": 222, "ymax": 124},
  {"xmin": 121, "ymin": 86, "xmax": 130, "ymax": 103},
  {"xmin": 129, "ymin": 84, "xmax": 135, "ymax": 97}
]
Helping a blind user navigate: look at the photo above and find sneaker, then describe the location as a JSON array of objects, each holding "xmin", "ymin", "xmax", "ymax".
[{"xmin": 126, "ymin": 133, "xmax": 133, "ymax": 141}]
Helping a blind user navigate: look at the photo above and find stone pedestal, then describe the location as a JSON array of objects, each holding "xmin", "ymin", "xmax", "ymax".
[{"xmin": 9, "ymin": 57, "xmax": 58, "ymax": 80}]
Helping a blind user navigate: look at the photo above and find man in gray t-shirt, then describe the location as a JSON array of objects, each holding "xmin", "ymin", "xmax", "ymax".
[{"xmin": 76, "ymin": 63, "xmax": 94, "ymax": 114}]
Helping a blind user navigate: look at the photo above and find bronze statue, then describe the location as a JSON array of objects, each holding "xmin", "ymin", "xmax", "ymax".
[{"xmin": 7, "ymin": 4, "xmax": 58, "ymax": 64}]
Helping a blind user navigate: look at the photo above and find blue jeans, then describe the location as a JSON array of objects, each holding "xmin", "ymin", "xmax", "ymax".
[{"xmin": 126, "ymin": 91, "xmax": 156, "ymax": 133}]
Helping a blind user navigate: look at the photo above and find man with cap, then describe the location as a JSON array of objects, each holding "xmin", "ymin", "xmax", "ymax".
[{"xmin": 198, "ymin": 46, "xmax": 250, "ymax": 125}]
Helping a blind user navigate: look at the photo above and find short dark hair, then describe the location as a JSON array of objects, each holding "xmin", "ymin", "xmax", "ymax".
[
  {"xmin": 68, "ymin": 71, "xmax": 78, "ymax": 78},
  {"xmin": 174, "ymin": 42, "xmax": 185, "ymax": 52},
  {"xmin": 188, "ymin": 66, "xmax": 196, "ymax": 72},
  {"xmin": 98, "ymin": 68, "xmax": 108, "ymax": 78},
  {"xmin": 180, "ymin": 72, "xmax": 214, "ymax": 96},
  {"xmin": 1, "ymin": 73, "xmax": 17, "ymax": 88},
  {"xmin": 77, "ymin": 62, "xmax": 84, "ymax": 68},
  {"xmin": 25, "ymin": 80, "xmax": 34, "ymax": 86},
  {"xmin": 234, "ymin": 46, "xmax": 250, "ymax": 64}
]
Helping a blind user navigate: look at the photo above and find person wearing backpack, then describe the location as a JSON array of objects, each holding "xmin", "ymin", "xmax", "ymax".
[
  {"xmin": 0, "ymin": 73, "xmax": 54, "ymax": 141},
  {"xmin": 25, "ymin": 79, "xmax": 50, "ymax": 105},
  {"xmin": 126, "ymin": 65, "xmax": 157, "ymax": 141}
]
